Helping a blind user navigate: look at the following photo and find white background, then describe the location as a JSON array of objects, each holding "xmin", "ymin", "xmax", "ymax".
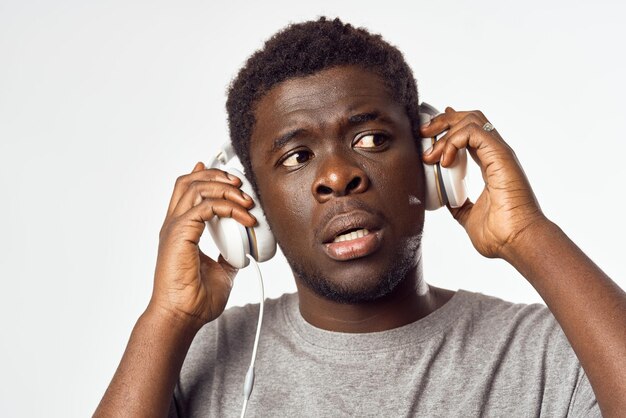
[{"xmin": 1, "ymin": 1, "xmax": 624, "ymax": 416}]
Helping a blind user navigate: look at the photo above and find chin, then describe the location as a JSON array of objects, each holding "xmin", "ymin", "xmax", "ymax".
[{"xmin": 286, "ymin": 236, "xmax": 422, "ymax": 304}]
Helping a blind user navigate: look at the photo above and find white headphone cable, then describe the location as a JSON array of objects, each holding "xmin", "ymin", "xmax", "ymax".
[{"xmin": 240, "ymin": 254, "xmax": 265, "ymax": 418}]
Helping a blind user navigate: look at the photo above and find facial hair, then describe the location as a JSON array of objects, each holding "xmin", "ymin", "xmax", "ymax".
[{"xmin": 283, "ymin": 233, "xmax": 422, "ymax": 304}]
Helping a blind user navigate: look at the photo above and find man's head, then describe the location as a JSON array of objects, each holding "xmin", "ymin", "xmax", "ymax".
[
  {"xmin": 226, "ymin": 18, "xmax": 425, "ymax": 303},
  {"xmin": 226, "ymin": 17, "xmax": 420, "ymax": 195}
]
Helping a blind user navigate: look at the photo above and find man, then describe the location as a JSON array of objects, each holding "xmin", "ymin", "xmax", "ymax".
[{"xmin": 95, "ymin": 18, "xmax": 626, "ymax": 417}]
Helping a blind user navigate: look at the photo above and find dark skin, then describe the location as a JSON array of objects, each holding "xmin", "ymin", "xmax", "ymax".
[
  {"xmin": 249, "ymin": 65, "xmax": 453, "ymax": 332},
  {"xmin": 95, "ymin": 65, "xmax": 626, "ymax": 417}
]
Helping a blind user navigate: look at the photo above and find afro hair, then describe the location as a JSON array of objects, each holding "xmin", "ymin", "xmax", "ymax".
[{"xmin": 226, "ymin": 17, "xmax": 419, "ymax": 193}]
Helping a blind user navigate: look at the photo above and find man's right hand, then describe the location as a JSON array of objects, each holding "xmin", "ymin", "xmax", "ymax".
[
  {"xmin": 94, "ymin": 162, "xmax": 257, "ymax": 417},
  {"xmin": 149, "ymin": 162, "xmax": 257, "ymax": 329}
]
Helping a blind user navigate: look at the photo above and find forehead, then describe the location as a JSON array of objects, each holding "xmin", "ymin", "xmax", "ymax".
[
  {"xmin": 256, "ymin": 66, "xmax": 393, "ymax": 116},
  {"xmin": 250, "ymin": 66, "xmax": 403, "ymax": 149}
]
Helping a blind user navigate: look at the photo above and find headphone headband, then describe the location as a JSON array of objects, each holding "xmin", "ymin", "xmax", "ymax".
[
  {"xmin": 210, "ymin": 142, "xmax": 237, "ymax": 169},
  {"xmin": 418, "ymin": 102, "xmax": 440, "ymax": 118}
]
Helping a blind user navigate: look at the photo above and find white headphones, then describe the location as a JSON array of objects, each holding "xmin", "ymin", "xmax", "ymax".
[
  {"xmin": 418, "ymin": 103, "xmax": 468, "ymax": 210},
  {"xmin": 206, "ymin": 102, "xmax": 467, "ymax": 268},
  {"xmin": 206, "ymin": 147, "xmax": 277, "ymax": 269}
]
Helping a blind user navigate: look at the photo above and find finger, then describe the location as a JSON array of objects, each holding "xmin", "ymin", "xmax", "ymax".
[
  {"xmin": 420, "ymin": 106, "xmax": 462, "ymax": 137},
  {"xmin": 421, "ymin": 108, "xmax": 472, "ymax": 165},
  {"xmin": 422, "ymin": 121, "xmax": 474, "ymax": 167},
  {"xmin": 171, "ymin": 179, "xmax": 254, "ymax": 218},
  {"xmin": 167, "ymin": 162, "xmax": 208, "ymax": 217},
  {"xmin": 439, "ymin": 111, "xmax": 486, "ymax": 142},
  {"xmin": 422, "ymin": 124, "xmax": 482, "ymax": 180},
  {"xmin": 160, "ymin": 198, "xmax": 257, "ymax": 249},
  {"xmin": 420, "ymin": 107, "xmax": 487, "ymax": 139},
  {"xmin": 184, "ymin": 197, "xmax": 257, "ymax": 228},
  {"xmin": 428, "ymin": 118, "xmax": 510, "ymax": 170},
  {"xmin": 166, "ymin": 165, "xmax": 242, "ymax": 218},
  {"xmin": 439, "ymin": 123, "xmax": 485, "ymax": 167},
  {"xmin": 437, "ymin": 113, "xmax": 487, "ymax": 167}
]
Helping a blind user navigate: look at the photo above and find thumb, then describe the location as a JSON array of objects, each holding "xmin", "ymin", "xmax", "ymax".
[
  {"xmin": 448, "ymin": 198, "xmax": 474, "ymax": 228},
  {"xmin": 192, "ymin": 161, "xmax": 205, "ymax": 172},
  {"xmin": 217, "ymin": 253, "xmax": 238, "ymax": 282}
]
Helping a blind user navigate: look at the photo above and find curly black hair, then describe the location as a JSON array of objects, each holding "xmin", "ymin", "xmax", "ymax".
[{"xmin": 226, "ymin": 17, "xmax": 419, "ymax": 194}]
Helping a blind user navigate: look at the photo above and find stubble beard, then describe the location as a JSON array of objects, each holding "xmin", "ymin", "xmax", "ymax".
[{"xmin": 284, "ymin": 233, "xmax": 423, "ymax": 304}]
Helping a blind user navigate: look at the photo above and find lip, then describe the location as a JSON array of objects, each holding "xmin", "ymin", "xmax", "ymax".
[
  {"xmin": 318, "ymin": 209, "xmax": 384, "ymax": 261},
  {"xmin": 323, "ymin": 229, "xmax": 383, "ymax": 261},
  {"xmin": 320, "ymin": 210, "xmax": 383, "ymax": 245}
]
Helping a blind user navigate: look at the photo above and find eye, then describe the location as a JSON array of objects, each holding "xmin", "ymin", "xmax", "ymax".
[
  {"xmin": 281, "ymin": 150, "xmax": 312, "ymax": 167},
  {"xmin": 354, "ymin": 133, "xmax": 388, "ymax": 149}
]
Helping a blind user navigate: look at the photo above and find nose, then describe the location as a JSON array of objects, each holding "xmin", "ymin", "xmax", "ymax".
[{"xmin": 312, "ymin": 151, "xmax": 370, "ymax": 203}]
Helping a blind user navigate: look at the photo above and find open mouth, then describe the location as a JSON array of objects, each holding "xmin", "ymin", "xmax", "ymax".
[
  {"xmin": 332, "ymin": 228, "xmax": 371, "ymax": 243},
  {"xmin": 324, "ymin": 228, "xmax": 383, "ymax": 261},
  {"xmin": 319, "ymin": 209, "xmax": 384, "ymax": 261}
]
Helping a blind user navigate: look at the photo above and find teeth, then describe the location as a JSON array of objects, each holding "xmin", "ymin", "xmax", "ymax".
[{"xmin": 332, "ymin": 228, "xmax": 370, "ymax": 243}]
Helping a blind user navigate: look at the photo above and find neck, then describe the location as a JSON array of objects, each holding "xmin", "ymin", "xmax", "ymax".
[{"xmin": 295, "ymin": 257, "xmax": 453, "ymax": 333}]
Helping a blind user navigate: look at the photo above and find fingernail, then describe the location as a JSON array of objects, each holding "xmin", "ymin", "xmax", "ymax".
[
  {"xmin": 421, "ymin": 121, "xmax": 431, "ymax": 129},
  {"xmin": 424, "ymin": 146, "xmax": 433, "ymax": 155},
  {"xmin": 226, "ymin": 173, "xmax": 237, "ymax": 181},
  {"xmin": 242, "ymin": 192, "xmax": 252, "ymax": 200}
]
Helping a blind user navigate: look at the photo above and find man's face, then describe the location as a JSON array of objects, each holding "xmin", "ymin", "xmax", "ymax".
[{"xmin": 249, "ymin": 65, "xmax": 425, "ymax": 303}]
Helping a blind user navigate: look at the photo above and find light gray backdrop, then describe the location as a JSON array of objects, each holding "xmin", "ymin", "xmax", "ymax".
[{"xmin": 1, "ymin": 1, "xmax": 624, "ymax": 416}]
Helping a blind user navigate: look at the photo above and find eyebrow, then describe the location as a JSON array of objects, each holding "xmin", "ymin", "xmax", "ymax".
[
  {"xmin": 347, "ymin": 111, "xmax": 380, "ymax": 125},
  {"xmin": 270, "ymin": 128, "xmax": 307, "ymax": 156},
  {"xmin": 269, "ymin": 111, "xmax": 385, "ymax": 156}
]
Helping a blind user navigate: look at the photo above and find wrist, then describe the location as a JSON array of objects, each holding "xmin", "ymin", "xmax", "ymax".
[
  {"xmin": 499, "ymin": 215, "xmax": 557, "ymax": 267},
  {"xmin": 143, "ymin": 302, "xmax": 206, "ymax": 338}
]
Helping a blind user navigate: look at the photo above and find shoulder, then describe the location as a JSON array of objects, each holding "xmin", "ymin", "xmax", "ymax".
[
  {"xmin": 459, "ymin": 289, "xmax": 560, "ymax": 331},
  {"xmin": 182, "ymin": 293, "xmax": 294, "ymax": 366},
  {"xmin": 455, "ymin": 291, "xmax": 599, "ymax": 414},
  {"xmin": 454, "ymin": 289, "xmax": 576, "ymax": 364}
]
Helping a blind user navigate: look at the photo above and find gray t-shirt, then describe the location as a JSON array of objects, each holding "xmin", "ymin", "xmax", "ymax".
[{"xmin": 169, "ymin": 290, "xmax": 600, "ymax": 417}]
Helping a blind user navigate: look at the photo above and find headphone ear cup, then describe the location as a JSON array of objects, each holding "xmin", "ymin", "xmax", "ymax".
[
  {"xmin": 206, "ymin": 216, "xmax": 250, "ymax": 268},
  {"xmin": 419, "ymin": 103, "xmax": 468, "ymax": 210},
  {"xmin": 420, "ymin": 137, "xmax": 468, "ymax": 210},
  {"xmin": 439, "ymin": 150, "xmax": 468, "ymax": 208},
  {"xmin": 205, "ymin": 167, "xmax": 276, "ymax": 268},
  {"xmin": 421, "ymin": 137, "xmax": 444, "ymax": 211},
  {"xmin": 231, "ymin": 168, "xmax": 277, "ymax": 263}
]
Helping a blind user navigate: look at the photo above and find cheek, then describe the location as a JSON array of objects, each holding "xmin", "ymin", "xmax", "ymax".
[
  {"xmin": 249, "ymin": 154, "xmax": 310, "ymax": 245},
  {"xmin": 374, "ymin": 151, "xmax": 425, "ymax": 232},
  {"xmin": 257, "ymin": 179, "xmax": 312, "ymax": 244},
  {"xmin": 375, "ymin": 146, "xmax": 425, "ymax": 202}
]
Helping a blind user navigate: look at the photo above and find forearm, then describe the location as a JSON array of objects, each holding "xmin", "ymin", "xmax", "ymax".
[
  {"xmin": 503, "ymin": 218, "xmax": 626, "ymax": 416},
  {"xmin": 94, "ymin": 305, "xmax": 201, "ymax": 418}
]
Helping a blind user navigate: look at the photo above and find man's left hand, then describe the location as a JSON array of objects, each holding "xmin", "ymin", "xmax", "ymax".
[{"xmin": 420, "ymin": 106, "xmax": 546, "ymax": 260}]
